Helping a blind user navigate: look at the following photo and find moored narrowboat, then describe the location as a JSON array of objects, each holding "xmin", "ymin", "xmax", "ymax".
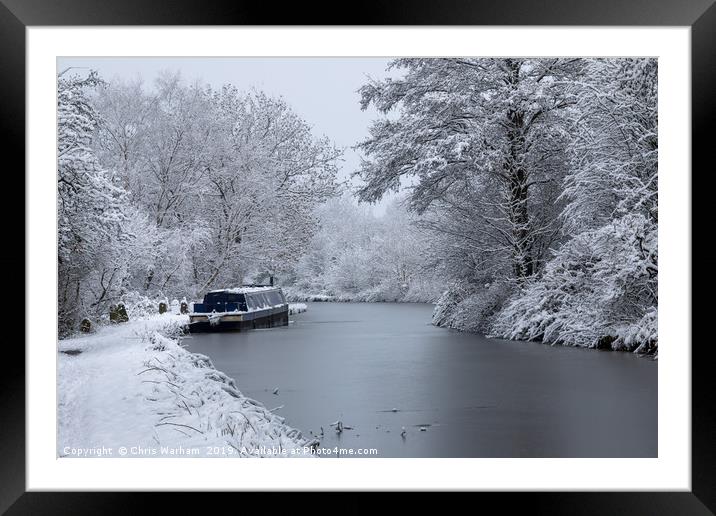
[{"xmin": 187, "ymin": 286, "xmax": 289, "ymax": 333}]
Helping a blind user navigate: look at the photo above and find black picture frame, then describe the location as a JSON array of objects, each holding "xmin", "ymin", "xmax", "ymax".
[{"xmin": 2, "ymin": 0, "xmax": 711, "ymax": 513}]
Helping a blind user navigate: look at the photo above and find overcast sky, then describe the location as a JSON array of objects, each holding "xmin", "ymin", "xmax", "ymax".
[{"xmin": 57, "ymin": 57, "xmax": 401, "ymax": 214}]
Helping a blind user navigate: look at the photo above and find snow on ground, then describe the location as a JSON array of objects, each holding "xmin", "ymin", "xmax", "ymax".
[
  {"xmin": 58, "ymin": 314, "xmax": 317, "ymax": 457},
  {"xmin": 288, "ymin": 303, "xmax": 307, "ymax": 315}
]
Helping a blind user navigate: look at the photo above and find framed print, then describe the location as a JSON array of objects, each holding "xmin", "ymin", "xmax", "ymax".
[{"xmin": 3, "ymin": 0, "xmax": 713, "ymax": 513}]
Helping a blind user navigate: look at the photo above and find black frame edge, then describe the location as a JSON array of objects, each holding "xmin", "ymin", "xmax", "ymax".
[
  {"xmin": 4, "ymin": 0, "xmax": 713, "ymax": 513},
  {"xmin": 0, "ymin": 0, "xmax": 715, "ymax": 26},
  {"xmin": 0, "ymin": 0, "xmax": 26, "ymax": 515},
  {"xmin": 691, "ymin": 1, "xmax": 716, "ymax": 513}
]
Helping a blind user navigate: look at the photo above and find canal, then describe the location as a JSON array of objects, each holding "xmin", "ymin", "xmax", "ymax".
[{"xmin": 185, "ymin": 302, "xmax": 657, "ymax": 457}]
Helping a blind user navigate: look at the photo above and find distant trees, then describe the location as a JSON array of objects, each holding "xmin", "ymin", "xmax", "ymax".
[{"xmin": 289, "ymin": 196, "xmax": 443, "ymax": 302}]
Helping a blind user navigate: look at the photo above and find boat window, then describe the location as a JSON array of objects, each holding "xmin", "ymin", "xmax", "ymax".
[
  {"xmin": 204, "ymin": 292, "xmax": 227, "ymax": 304},
  {"xmin": 228, "ymin": 293, "xmax": 247, "ymax": 311},
  {"xmin": 227, "ymin": 293, "xmax": 244, "ymax": 303},
  {"xmin": 246, "ymin": 294, "xmax": 262, "ymax": 310}
]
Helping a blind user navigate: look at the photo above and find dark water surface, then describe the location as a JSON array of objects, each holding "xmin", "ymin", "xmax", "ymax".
[{"xmin": 185, "ymin": 302, "xmax": 657, "ymax": 457}]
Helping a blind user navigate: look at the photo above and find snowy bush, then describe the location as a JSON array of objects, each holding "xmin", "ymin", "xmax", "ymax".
[
  {"xmin": 141, "ymin": 331, "xmax": 316, "ymax": 456},
  {"xmin": 282, "ymin": 286, "xmax": 337, "ymax": 302},
  {"xmin": 449, "ymin": 282, "xmax": 515, "ymax": 334},
  {"xmin": 432, "ymin": 282, "xmax": 513, "ymax": 333},
  {"xmin": 288, "ymin": 303, "xmax": 307, "ymax": 315},
  {"xmin": 492, "ymin": 214, "xmax": 657, "ymax": 352},
  {"xmin": 402, "ymin": 276, "xmax": 444, "ymax": 303},
  {"xmin": 121, "ymin": 292, "xmax": 163, "ymax": 319},
  {"xmin": 432, "ymin": 284, "xmax": 468, "ymax": 328},
  {"xmin": 614, "ymin": 306, "xmax": 657, "ymax": 354}
]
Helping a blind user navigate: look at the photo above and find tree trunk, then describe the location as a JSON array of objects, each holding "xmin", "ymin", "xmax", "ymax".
[
  {"xmin": 509, "ymin": 175, "xmax": 534, "ymax": 278},
  {"xmin": 505, "ymin": 105, "xmax": 534, "ymax": 279},
  {"xmin": 144, "ymin": 269, "xmax": 155, "ymax": 291}
]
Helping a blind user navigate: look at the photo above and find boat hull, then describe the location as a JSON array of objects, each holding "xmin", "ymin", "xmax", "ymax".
[{"xmin": 187, "ymin": 305, "xmax": 289, "ymax": 333}]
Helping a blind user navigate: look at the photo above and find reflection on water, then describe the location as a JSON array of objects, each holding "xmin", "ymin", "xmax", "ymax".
[{"xmin": 185, "ymin": 302, "xmax": 657, "ymax": 457}]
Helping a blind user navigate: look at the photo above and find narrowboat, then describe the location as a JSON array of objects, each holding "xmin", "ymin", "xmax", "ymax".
[{"xmin": 186, "ymin": 286, "xmax": 289, "ymax": 333}]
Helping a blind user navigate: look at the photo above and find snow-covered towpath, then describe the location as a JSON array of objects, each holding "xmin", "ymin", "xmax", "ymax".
[{"xmin": 58, "ymin": 314, "xmax": 315, "ymax": 457}]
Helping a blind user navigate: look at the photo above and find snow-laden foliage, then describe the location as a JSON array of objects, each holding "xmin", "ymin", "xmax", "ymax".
[
  {"xmin": 492, "ymin": 214, "xmax": 657, "ymax": 350},
  {"xmin": 432, "ymin": 281, "xmax": 514, "ymax": 334},
  {"xmin": 58, "ymin": 71, "xmax": 153, "ymax": 335},
  {"xmin": 431, "ymin": 285, "xmax": 469, "ymax": 328},
  {"xmin": 491, "ymin": 60, "xmax": 658, "ymax": 352},
  {"xmin": 357, "ymin": 58, "xmax": 657, "ymax": 353},
  {"xmin": 356, "ymin": 58, "xmax": 582, "ymax": 281},
  {"xmin": 92, "ymin": 77, "xmax": 340, "ymax": 298},
  {"xmin": 561, "ymin": 59, "xmax": 657, "ymax": 231}
]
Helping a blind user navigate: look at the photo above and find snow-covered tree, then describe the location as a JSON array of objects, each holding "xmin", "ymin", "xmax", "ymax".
[
  {"xmin": 196, "ymin": 87, "xmax": 341, "ymax": 291},
  {"xmin": 492, "ymin": 59, "xmax": 658, "ymax": 352},
  {"xmin": 89, "ymin": 76, "xmax": 342, "ymax": 301},
  {"xmin": 562, "ymin": 59, "xmax": 657, "ymax": 231},
  {"xmin": 58, "ymin": 70, "xmax": 134, "ymax": 334},
  {"xmin": 356, "ymin": 58, "xmax": 582, "ymax": 281}
]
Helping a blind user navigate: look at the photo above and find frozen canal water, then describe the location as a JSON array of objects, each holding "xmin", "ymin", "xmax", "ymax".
[{"xmin": 185, "ymin": 302, "xmax": 657, "ymax": 457}]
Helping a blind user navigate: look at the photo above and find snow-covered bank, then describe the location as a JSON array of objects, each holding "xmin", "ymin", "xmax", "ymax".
[
  {"xmin": 432, "ymin": 282, "xmax": 657, "ymax": 357},
  {"xmin": 288, "ymin": 303, "xmax": 307, "ymax": 315},
  {"xmin": 58, "ymin": 315, "xmax": 317, "ymax": 457},
  {"xmin": 283, "ymin": 286, "xmax": 438, "ymax": 304}
]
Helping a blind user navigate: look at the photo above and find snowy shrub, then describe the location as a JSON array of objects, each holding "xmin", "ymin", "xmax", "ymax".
[
  {"xmin": 492, "ymin": 214, "xmax": 657, "ymax": 352},
  {"xmin": 449, "ymin": 282, "xmax": 515, "ymax": 334},
  {"xmin": 361, "ymin": 281, "xmax": 407, "ymax": 302},
  {"xmin": 122, "ymin": 292, "xmax": 163, "ymax": 320},
  {"xmin": 614, "ymin": 306, "xmax": 657, "ymax": 354},
  {"xmin": 282, "ymin": 286, "xmax": 337, "ymax": 302},
  {"xmin": 433, "ymin": 282, "xmax": 513, "ymax": 333},
  {"xmin": 142, "ymin": 331, "xmax": 317, "ymax": 456},
  {"xmin": 402, "ymin": 276, "xmax": 444, "ymax": 303},
  {"xmin": 432, "ymin": 284, "xmax": 469, "ymax": 328},
  {"xmin": 288, "ymin": 303, "xmax": 307, "ymax": 315}
]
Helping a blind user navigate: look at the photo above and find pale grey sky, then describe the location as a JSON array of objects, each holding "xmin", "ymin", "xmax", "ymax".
[{"xmin": 57, "ymin": 57, "xmax": 401, "ymax": 214}]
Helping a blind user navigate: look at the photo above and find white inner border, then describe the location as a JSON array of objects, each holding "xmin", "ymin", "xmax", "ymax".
[{"xmin": 27, "ymin": 27, "xmax": 690, "ymax": 491}]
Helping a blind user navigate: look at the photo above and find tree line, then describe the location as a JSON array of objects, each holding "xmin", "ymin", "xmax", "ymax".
[{"xmin": 58, "ymin": 70, "xmax": 341, "ymax": 335}]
